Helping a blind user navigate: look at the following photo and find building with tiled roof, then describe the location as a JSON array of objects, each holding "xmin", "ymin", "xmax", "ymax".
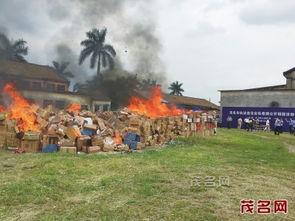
[{"xmin": 0, "ymin": 60, "xmax": 111, "ymax": 111}]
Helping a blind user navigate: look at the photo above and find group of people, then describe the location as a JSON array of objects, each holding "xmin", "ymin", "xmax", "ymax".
[
  {"xmin": 226, "ymin": 116, "xmax": 263, "ymax": 131},
  {"xmin": 226, "ymin": 115, "xmax": 295, "ymax": 136}
]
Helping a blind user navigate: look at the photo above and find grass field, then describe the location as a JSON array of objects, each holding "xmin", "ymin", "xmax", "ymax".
[{"xmin": 0, "ymin": 129, "xmax": 294, "ymax": 221}]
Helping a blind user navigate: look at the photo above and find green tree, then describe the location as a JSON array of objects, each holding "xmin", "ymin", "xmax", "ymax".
[
  {"xmin": 52, "ymin": 61, "xmax": 74, "ymax": 79},
  {"xmin": 169, "ymin": 81, "xmax": 184, "ymax": 96},
  {"xmin": 79, "ymin": 28, "xmax": 116, "ymax": 77},
  {"xmin": 0, "ymin": 33, "xmax": 28, "ymax": 62}
]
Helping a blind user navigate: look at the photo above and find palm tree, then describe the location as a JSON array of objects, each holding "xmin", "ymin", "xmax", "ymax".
[
  {"xmin": 79, "ymin": 28, "xmax": 116, "ymax": 77},
  {"xmin": 0, "ymin": 33, "xmax": 28, "ymax": 62},
  {"xmin": 52, "ymin": 61, "xmax": 74, "ymax": 78},
  {"xmin": 169, "ymin": 81, "xmax": 184, "ymax": 96}
]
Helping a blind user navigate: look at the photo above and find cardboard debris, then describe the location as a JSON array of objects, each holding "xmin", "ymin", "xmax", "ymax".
[
  {"xmin": 66, "ymin": 125, "xmax": 81, "ymax": 141},
  {"xmin": 0, "ymin": 106, "xmax": 217, "ymax": 153},
  {"xmin": 60, "ymin": 146, "xmax": 77, "ymax": 154}
]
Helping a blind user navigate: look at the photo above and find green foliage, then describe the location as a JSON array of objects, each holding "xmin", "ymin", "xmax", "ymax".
[
  {"xmin": 0, "ymin": 33, "xmax": 28, "ymax": 62},
  {"xmin": 169, "ymin": 81, "xmax": 184, "ymax": 96},
  {"xmin": 79, "ymin": 28, "xmax": 116, "ymax": 76}
]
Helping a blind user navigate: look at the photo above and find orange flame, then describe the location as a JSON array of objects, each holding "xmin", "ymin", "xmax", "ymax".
[
  {"xmin": 127, "ymin": 86, "xmax": 185, "ymax": 119},
  {"xmin": 3, "ymin": 83, "xmax": 40, "ymax": 132},
  {"xmin": 114, "ymin": 132, "xmax": 122, "ymax": 145},
  {"xmin": 67, "ymin": 104, "xmax": 81, "ymax": 112},
  {"xmin": 0, "ymin": 105, "xmax": 6, "ymax": 112}
]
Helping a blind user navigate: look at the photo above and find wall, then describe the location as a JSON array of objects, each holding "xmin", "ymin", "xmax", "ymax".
[
  {"xmin": 20, "ymin": 90, "xmax": 110, "ymax": 110},
  {"xmin": 220, "ymin": 90, "xmax": 295, "ymax": 108}
]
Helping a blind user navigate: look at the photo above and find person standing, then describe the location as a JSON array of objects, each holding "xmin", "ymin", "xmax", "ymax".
[
  {"xmin": 279, "ymin": 118, "xmax": 284, "ymax": 134},
  {"xmin": 274, "ymin": 118, "xmax": 280, "ymax": 135},
  {"xmin": 248, "ymin": 118, "xmax": 253, "ymax": 132},
  {"xmin": 244, "ymin": 117, "xmax": 249, "ymax": 131},
  {"xmin": 256, "ymin": 118, "xmax": 260, "ymax": 131},
  {"xmin": 264, "ymin": 119, "xmax": 270, "ymax": 132},
  {"xmin": 237, "ymin": 117, "xmax": 243, "ymax": 129},
  {"xmin": 292, "ymin": 118, "xmax": 295, "ymax": 135},
  {"xmin": 226, "ymin": 115, "xmax": 233, "ymax": 129},
  {"xmin": 252, "ymin": 118, "xmax": 257, "ymax": 131},
  {"xmin": 286, "ymin": 118, "xmax": 293, "ymax": 134}
]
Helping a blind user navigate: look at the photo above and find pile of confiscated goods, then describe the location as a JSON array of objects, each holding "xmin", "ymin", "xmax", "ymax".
[{"xmin": 0, "ymin": 106, "xmax": 217, "ymax": 154}]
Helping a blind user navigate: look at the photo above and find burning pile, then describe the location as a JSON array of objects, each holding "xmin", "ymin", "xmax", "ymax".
[
  {"xmin": 2, "ymin": 83, "xmax": 40, "ymax": 132},
  {"xmin": 0, "ymin": 83, "xmax": 217, "ymax": 154},
  {"xmin": 128, "ymin": 86, "xmax": 186, "ymax": 118}
]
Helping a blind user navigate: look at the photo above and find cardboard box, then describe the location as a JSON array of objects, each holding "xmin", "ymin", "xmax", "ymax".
[
  {"xmin": 77, "ymin": 135, "xmax": 91, "ymax": 151},
  {"xmin": 59, "ymin": 139, "xmax": 75, "ymax": 147},
  {"xmin": 102, "ymin": 144, "xmax": 115, "ymax": 152},
  {"xmin": 20, "ymin": 140, "xmax": 39, "ymax": 153},
  {"xmin": 23, "ymin": 131, "xmax": 40, "ymax": 140},
  {"xmin": 84, "ymin": 124, "xmax": 97, "ymax": 131},
  {"xmin": 6, "ymin": 132, "xmax": 19, "ymax": 147},
  {"xmin": 60, "ymin": 146, "xmax": 77, "ymax": 154},
  {"xmin": 82, "ymin": 145, "xmax": 101, "ymax": 153},
  {"xmin": 91, "ymin": 136, "xmax": 104, "ymax": 147},
  {"xmin": 0, "ymin": 113, "xmax": 6, "ymax": 121},
  {"xmin": 0, "ymin": 136, "xmax": 6, "ymax": 149},
  {"xmin": 66, "ymin": 126, "xmax": 81, "ymax": 141},
  {"xmin": 96, "ymin": 118, "xmax": 106, "ymax": 130}
]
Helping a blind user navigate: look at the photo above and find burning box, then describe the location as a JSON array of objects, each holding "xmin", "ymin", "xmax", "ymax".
[{"xmin": 20, "ymin": 140, "xmax": 39, "ymax": 153}]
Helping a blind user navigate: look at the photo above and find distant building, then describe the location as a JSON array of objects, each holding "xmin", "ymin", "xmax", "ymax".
[
  {"xmin": 163, "ymin": 94, "xmax": 219, "ymax": 111},
  {"xmin": 135, "ymin": 87, "xmax": 219, "ymax": 111},
  {"xmin": 219, "ymin": 67, "xmax": 295, "ymax": 130},
  {"xmin": 0, "ymin": 60, "xmax": 111, "ymax": 111}
]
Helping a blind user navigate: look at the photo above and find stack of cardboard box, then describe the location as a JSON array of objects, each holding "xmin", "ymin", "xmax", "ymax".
[{"xmin": 0, "ymin": 106, "xmax": 217, "ymax": 154}]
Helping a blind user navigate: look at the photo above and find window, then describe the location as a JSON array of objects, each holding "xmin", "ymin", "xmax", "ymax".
[
  {"xmin": 103, "ymin": 104, "xmax": 109, "ymax": 111},
  {"xmin": 57, "ymin": 84, "xmax": 66, "ymax": 92},
  {"xmin": 94, "ymin": 105, "xmax": 101, "ymax": 112},
  {"xmin": 55, "ymin": 100, "xmax": 65, "ymax": 109},
  {"xmin": 46, "ymin": 83, "xmax": 55, "ymax": 91},
  {"xmin": 270, "ymin": 101, "xmax": 280, "ymax": 108},
  {"xmin": 43, "ymin": 100, "xmax": 53, "ymax": 108},
  {"xmin": 32, "ymin": 82, "xmax": 42, "ymax": 89},
  {"xmin": 81, "ymin": 105, "xmax": 89, "ymax": 110}
]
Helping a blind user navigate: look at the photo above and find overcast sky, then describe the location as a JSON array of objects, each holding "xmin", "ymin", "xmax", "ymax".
[{"xmin": 1, "ymin": 0, "xmax": 295, "ymax": 104}]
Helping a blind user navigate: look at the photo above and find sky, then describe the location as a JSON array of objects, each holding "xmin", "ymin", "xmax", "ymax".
[{"xmin": 1, "ymin": 0, "xmax": 295, "ymax": 104}]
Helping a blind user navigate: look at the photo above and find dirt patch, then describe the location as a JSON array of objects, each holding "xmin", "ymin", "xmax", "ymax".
[{"xmin": 284, "ymin": 142, "xmax": 295, "ymax": 153}]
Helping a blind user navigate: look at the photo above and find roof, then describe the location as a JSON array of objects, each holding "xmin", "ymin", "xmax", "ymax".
[
  {"xmin": 283, "ymin": 67, "xmax": 295, "ymax": 77},
  {"xmin": 219, "ymin": 84, "xmax": 288, "ymax": 92},
  {"xmin": 0, "ymin": 60, "xmax": 69, "ymax": 83},
  {"xmin": 134, "ymin": 88, "xmax": 219, "ymax": 110},
  {"xmin": 164, "ymin": 94, "xmax": 220, "ymax": 110}
]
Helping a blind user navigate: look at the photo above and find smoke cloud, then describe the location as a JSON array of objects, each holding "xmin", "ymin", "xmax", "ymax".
[{"xmin": 46, "ymin": 0, "xmax": 166, "ymax": 84}]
